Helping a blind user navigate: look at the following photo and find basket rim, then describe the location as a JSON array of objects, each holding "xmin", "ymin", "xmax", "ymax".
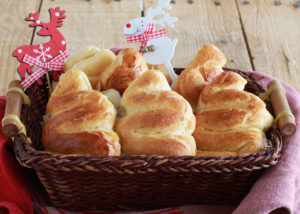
[{"xmin": 13, "ymin": 68, "xmax": 283, "ymax": 174}]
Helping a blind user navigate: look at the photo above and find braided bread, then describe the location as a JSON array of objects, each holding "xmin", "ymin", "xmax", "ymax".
[
  {"xmin": 63, "ymin": 46, "xmax": 100, "ymax": 72},
  {"xmin": 174, "ymin": 44, "xmax": 227, "ymax": 111},
  {"xmin": 42, "ymin": 70, "xmax": 120, "ymax": 156},
  {"xmin": 64, "ymin": 47, "xmax": 116, "ymax": 89},
  {"xmin": 194, "ymin": 72, "xmax": 274, "ymax": 156},
  {"xmin": 148, "ymin": 64, "xmax": 172, "ymax": 85},
  {"xmin": 116, "ymin": 70, "xmax": 196, "ymax": 156},
  {"xmin": 99, "ymin": 48, "xmax": 148, "ymax": 94}
]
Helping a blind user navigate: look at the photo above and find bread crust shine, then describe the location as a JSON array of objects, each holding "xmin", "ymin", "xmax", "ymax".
[
  {"xmin": 174, "ymin": 44, "xmax": 227, "ymax": 111},
  {"xmin": 64, "ymin": 48, "xmax": 116, "ymax": 89},
  {"xmin": 117, "ymin": 70, "xmax": 196, "ymax": 156},
  {"xmin": 194, "ymin": 72, "xmax": 274, "ymax": 156},
  {"xmin": 42, "ymin": 70, "xmax": 120, "ymax": 156},
  {"xmin": 99, "ymin": 48, "xmax": 148, "ymax": 94}
]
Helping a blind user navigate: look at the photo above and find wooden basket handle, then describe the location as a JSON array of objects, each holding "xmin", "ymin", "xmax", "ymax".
[
  {"xmin": 2, "ymin": 81, "xmax": 25, "ymax": 138},
  {"xmin": 266, "ymin": 80, "xmax": 296, "ymax": 137}
]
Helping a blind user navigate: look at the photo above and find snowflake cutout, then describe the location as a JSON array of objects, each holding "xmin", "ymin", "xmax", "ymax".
[{"xmin": 33, "ymin": 44, "xmax": 53, "ymax": 62}]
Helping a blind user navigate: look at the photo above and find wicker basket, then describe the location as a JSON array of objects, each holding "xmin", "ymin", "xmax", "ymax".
[{"xmin": 11, "ymin": 68, "xmax": 282, "ymax": 211}]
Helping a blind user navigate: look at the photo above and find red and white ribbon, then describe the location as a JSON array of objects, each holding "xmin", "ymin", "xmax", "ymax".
[
  {"xmin": 126, "ymin": 23, "xmax": 166, "ymax": 53},
  {"xmin": 21, "ymin": 50, "xmax": 69, "ymax": 89}
]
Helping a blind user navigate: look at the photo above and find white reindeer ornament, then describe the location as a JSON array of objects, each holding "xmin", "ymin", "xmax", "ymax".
[{"xmin": 124, "ymin": 0, "xmax": 178, "ymax": 85}]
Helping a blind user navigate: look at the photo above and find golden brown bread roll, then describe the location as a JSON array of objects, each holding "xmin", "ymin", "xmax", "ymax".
[
  {"xmin": 99, "ymin": 48, "xmax": 148, "ymax": 94},
  {"xmin": 174, "ymin": 44, "xmax": 227, "ymax": 111},
  {"xmin": 65, "ymin": 48, "xmax": 116, "ymax": 89},
  {"xmin": 147, "ymin": 64, "xmax": 172, "ymax": 85},
  {"xmin": 42, "ymin": 70, "xmax": 120, "ymax": 156},
  {"xmin": 116, "ymin": 70, "xmax": 196, "ymax": 156},
  {"xmin": 194, "ymin": 72, "xmax": 274, "ymax": 156},
  {"xmin": 63, "ymin": 46, "xmax": 100, "ymax": 72},
  {"xmin": 51, "ymin": 69, "xmax": 92, "ymax": 97}
]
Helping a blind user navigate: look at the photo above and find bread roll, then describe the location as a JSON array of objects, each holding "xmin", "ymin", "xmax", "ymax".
[
  {"xmin": 117, "ymin": 70, "xmax": 196, "ymax": 156},
  {"xmin": 67, "ymin": 49, "xmax": 116, "ymax": 89},
  {"xmin": 63, "ymin": 46, "xmax": 100, "ymax": 71},
  {"xmin": 194, "ymin": 72, "xmax": 274, "ymax": 156},
  {"xmin": 147, "ymin": 64, "xmax": 172, "ymax": 85},
  {"xmin": 42, "ymin": 70, "xmax": 120, "ymax": 156},
  {"xmin": 51, "ymin": 69, "xmax": 92, "ymax": 97},
  {"xmin": 99, "ymin": 48, "xmax": 148, "ymax": 94},
  {"xmin": 174, "ymin": 44, "xmax": 227, "ymax": 111}
]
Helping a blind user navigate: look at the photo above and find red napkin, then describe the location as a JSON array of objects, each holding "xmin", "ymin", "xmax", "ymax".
[{"xmin": 0, "ymin": 96, "xmax": 33, "ymax": 214}]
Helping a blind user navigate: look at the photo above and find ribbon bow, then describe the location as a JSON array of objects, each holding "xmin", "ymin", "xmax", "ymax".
[
  {"xmin": 21, "ymin": 50, "xmax": 69, "ymax": 89},
  {"xmin": 126, "ymin": 22, "xmax": 166, "ymax": 53}
]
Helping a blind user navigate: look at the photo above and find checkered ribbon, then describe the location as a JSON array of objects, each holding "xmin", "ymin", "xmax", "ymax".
[
  {"xmin": 21, "ymin": 50, "xmax": 69, "ymax": 89},
  {"xmin": 126, "ymin": 23, "xmax": 166, "ymax": 53}
]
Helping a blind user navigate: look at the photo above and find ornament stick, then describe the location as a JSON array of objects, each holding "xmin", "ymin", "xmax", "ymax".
[
  {"xmin": 46, "ymin": 72, "xmax": 52, "ymax": 94},
  {"xmin": 140, "ymin": 0, "xmax": 145, "ymax": 17}
]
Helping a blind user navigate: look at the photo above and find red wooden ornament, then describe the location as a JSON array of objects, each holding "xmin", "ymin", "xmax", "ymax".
[{"xmin": 12, "ymin": 7, "xmax": 67, "ymax": 85}]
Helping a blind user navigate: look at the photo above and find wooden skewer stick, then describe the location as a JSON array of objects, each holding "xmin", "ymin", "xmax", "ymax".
[
  {"xmin": 268, "ymin": 80, "xmax": 296, "ymax": 137},
  {"xmin": 46, "ymin": 72, "xmax": 52, "ymax": 95}
]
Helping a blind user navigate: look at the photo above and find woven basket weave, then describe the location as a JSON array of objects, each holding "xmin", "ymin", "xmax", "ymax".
[{"xmin": 13, "ymin": 68, "xmax": 282, "ymax": 211}]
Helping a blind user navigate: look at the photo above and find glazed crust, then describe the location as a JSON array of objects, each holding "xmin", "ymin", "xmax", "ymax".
[
  {"xmin": 194, "ymin": 72, "xmax": 274, "ymax": 156},
  {"xmin": 174, "ymin": 44, "xmax": 227, "ymax": 111},
  {"xmin": 42, "ymin": 70, "xmax": 120, "ymax": 156},
  {"xmin": 65, "ymin": 48, "xmax": 116, "ymax": 89},
  {"xmin": 63, "ymin": 46, "xmax": 100, "ymax": 72},
  {"xmin": 100, "ymin": 48, "xmax": 148, "ymax": 94},
  {"xmin": 116, "ymin": 70, "xmax": 196, "ymax": 156}
]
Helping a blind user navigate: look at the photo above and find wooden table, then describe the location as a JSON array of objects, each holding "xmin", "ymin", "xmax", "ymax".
[{"xmin": 0, "ymin": 0, "xmax": 299, "ymax": 94}]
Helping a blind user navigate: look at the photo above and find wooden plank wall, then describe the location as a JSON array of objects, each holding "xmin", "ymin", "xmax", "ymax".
[
  {"xmin": 237, "ymin": 0, "xmax": 300, "ymax": 92},
  {"xmin": 144, "ymin": 0, "xmax": 252, "ymax": 70},
  {"xmin": 0, "ymin": 0, "xmax": 299, "ymax": 94},
  {"xmin": 0, "ymin": 0, "xmax": 41, "ymax": 94},
  {"xmin": 34, "ymin": 0, "xmax": 141, "ymax": 55}
]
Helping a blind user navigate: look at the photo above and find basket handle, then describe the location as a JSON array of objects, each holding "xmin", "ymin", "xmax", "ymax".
[
  {"xmin": 267, "ymin": 80, "xmax": 296, "ymax": 137},
  {"xmin": 2, "ymin": 81, "xmax": 25, "ymax": 138}
]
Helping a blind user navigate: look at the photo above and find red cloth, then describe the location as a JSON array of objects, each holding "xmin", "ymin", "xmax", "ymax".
[{"xmin": 0, "ymin": 96, "xmax": 33, "ymax": 214}]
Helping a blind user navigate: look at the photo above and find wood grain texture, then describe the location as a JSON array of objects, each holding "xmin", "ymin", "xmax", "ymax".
[
  {"xmin": 144, "ymin": 0, "xmax": 252, "ymax": 70},
  {"xmin": 2, "ymin": 0, "xmax": 299, "ymax": 95},
  {"xmin": 0, "ymin": 0, "xmax": 41, "ymax": 94},
  {"xmin": 237, "ymin": 0, "xmax": 300, "ymax": 92},
  {"xmin": 34, "ymin": 0, "xmax": 141, "ymax": 59}
]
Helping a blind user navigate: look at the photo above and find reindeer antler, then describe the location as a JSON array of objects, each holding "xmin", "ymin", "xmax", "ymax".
[
  {"xmin": 154, "ymin": 14, "xmax": 177, "ymax": 28},
  {"xmin": 146, "ymin": 0, "xmax": 170, "ymax": 19},
  {"xmin": 25, "ymin": 12, "xmax": 44, "ymax": 27},
  {"xmin": 146, "ymin": 0, "xmax": 177, "ymax": 28},
  {"xmin": 49, "ymin": 7, "xmax": 66, "ymax": 27}
]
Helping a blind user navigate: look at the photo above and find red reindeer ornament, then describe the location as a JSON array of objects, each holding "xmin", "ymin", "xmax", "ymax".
[{"xmin": 13, "ymin": 7, "xmax": 69, "ymax": 89}]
